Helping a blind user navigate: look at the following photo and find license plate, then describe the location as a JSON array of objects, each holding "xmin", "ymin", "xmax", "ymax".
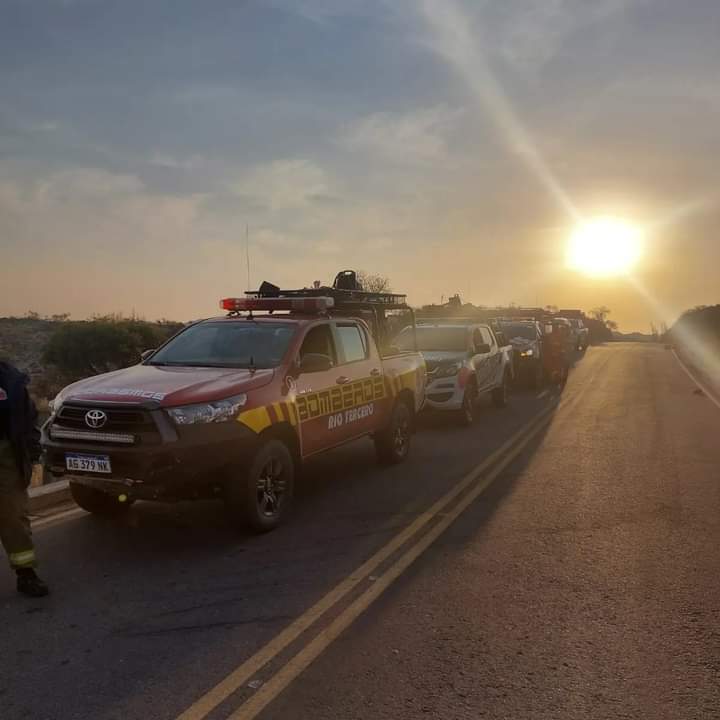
[{"xmin": 66, "ymin": 453, "xmax": 112, "ymax": 474}]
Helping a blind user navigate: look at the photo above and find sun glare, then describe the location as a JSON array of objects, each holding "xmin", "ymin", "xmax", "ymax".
[{"xmin": 566, "ymin": 216, "xmax": 643, "ymax": 277}]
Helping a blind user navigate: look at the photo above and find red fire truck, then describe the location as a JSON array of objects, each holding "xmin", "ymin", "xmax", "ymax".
[{"xmin": 42, "ymin": 273, "xmax": 426, "ymax": 532}]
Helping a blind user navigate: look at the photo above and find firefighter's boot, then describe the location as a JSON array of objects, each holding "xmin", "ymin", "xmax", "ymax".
[{"xmin": 16, "ymin": 568, "xmax": 49, "ymax": 598}]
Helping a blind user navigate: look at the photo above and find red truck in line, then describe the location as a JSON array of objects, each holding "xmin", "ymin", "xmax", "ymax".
[{"xmin": 42, "ymin": 275, "xmax": 426, "ymax": 531}]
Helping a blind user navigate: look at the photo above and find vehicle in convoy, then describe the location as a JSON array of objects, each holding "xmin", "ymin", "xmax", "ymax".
[
  {"xmin": 567, "ymin": 318, "xmax": 589, "ymax": 350},
  {"xmin": 556, "ymin": 309, "xmax": 590, "ymax": 352},
  {"xmin": 395, "ymin": 320, "xmax": 513, "ymax": 425},
  {"xmin": 552, "ymin": 317, "xmax": 577, "ymax": 355},
  {"xmin": 542, "ymin": 318, "xmax": 572, "ymax": 385},
  {"xmin": 42, "ymin": 272, "xmax": 426, "ymax": 532},
  {"xmin": 497, "ymin": 319, "xmax": 545, "ymax": 388}
]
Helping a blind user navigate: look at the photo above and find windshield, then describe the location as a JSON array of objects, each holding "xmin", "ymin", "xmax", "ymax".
[
  {"xmin": 501, "ymin": 324, "xmax": 537, "ymax": 341},
  {"xmin": 395, "ymin": 326, "xmax": 467, "ymax": 353},
  {"xmin": 148, "ymin": 322, "xmax": 295, "ymax": 369}
]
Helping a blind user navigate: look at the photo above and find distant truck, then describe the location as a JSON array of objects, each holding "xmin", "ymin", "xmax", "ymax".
[
  {"xmin": 497, "ymin": 319, "xmax": 545, "ymax": 388},
  {"xmin": 556, "ymin": 309, "xmax": 590, "ymax": 351},
  {"xmin": 567, "ymin": 318, "xmax": 589, "ymax": 351},
  {"xmin": 42, "ymin": 273, "xmax": 426, "ymax": 532},
  {"xmin": 395, "ymin": 320, "xmax": 513, "ymax": 425}
]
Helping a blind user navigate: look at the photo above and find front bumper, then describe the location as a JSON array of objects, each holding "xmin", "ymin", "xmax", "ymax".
[
  {"xmin": 513, "ymin": 351, "xmax": 540, "ymax": 373},
  {"xmin": 42, "ymin": 410, "xmax": 259, "ymax": 501}
]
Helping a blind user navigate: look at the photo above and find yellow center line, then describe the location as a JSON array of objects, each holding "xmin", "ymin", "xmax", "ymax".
[
  {"xmin": 229, "ymin": 405, "xmax": 556, "ymax": 720},
  {"xmin": 176, "ymin": 401, "xmax": 558, "ymax": 720},
  {"xmin": 32, "ymin": 506, "xmax": 86, "ymax": 531}
]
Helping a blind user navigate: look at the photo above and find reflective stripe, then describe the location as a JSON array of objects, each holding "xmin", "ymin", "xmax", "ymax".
[
  {"xmin": 236, "ymin": 406, "xmax": 272, "ymax": 434},
  {"xmin": 9, "ymin": 550, "xmax": 35, "ymax": 568}
]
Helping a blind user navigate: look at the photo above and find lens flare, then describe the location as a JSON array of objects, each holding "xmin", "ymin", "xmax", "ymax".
[{"xmin": 567, "ymin": 216, "xmax": 643, "ymax": 277}]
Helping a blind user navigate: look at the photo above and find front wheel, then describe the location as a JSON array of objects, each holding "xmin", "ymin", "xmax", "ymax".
[
  {"xmin": 70, "ymin": 482, "xmax": 132, "ymax": 516},
  {"xmin": 458, "ymin": 382, "xmax": 477, "ymax": 426},
  {"xmin": 375, "ymin": 400, "xmax": 412, "ymax": 464},
  {"xmin": 225, "ymin": 439, "xmax": 295, "ymax": 533},
  {"xmin": 492, "ymin": 373, "xmax": 509, "ymax": 408},
  {"xmin": 529, "ymin": 361, "xmax": 544, "ymax": 390}
]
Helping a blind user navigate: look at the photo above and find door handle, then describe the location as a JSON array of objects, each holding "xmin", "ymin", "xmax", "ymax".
[
  {"xmin": 336, "ymin": 376, "xmax": 352, "ymax": 385},
  {"xmin": 370, "ymin": 368, "xmax": 381, "ymax": 377}
]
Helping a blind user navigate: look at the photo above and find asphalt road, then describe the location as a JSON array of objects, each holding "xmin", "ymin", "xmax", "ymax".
[{"xmin": 2, "ymin": 344, "xmax": 719, "ymax": 720}]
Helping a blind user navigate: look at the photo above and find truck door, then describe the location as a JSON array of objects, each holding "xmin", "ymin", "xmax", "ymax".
[
  {"xmin": 475, "ymin": 327, "xmax": 494, "ymax": 392},
  {"xmin": 331, "ymin": 321, "xmax": 386, "ymax": 440},
  {"xmin": 470, "ymin": 327, "xmax": 490, "ymax": 390},
  {"xmin": 294, "ymin": 323, "xmax": 346, "ymax": 456},
  {"xmin": 478, "ymin": 327, "xmax": 501, "ymax": 391}
]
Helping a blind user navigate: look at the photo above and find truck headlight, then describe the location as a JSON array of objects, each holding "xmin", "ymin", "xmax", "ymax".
[
  {"xmin": 520, "ymin": 349, "xmax": 534, "ymax": 358},
  {"xmin": 167, "ymin": 394, "xmax": 247, "ymax": 425},
  {"xmin": 438, "ymin": 362, "xmax": 462, "ymax": 378},
  {"xmin": 48, "ymin": 392, "xmax": 66, "ymax": 416}
]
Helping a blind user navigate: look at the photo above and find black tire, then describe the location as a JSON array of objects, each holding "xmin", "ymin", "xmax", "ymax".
[
  {"xmin": 458, "ymin": 382, "xmax": 477, "ymax": 426},
  {"xmin": 70, "ymin": 482, "xmax": 132, "ymax": 516},
  {"xmin": 529, "ymin": 361, "xmax": 544, "ymax": 390},
  {"xmin": 375, "ymin": 400, "xmax": 412, "ymax": 464},
  {"xmin": 492, "ymin": 372, "xmax": 509, "ymax": 408},
  {"xmin": 225, "ymin": 439, "xmax": 295, "ymax": 533}
]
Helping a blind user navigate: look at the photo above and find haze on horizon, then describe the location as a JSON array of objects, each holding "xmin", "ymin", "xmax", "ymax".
[{"xmin": 2, "ymin": 0, "xmax": 719, "ymax": 332}]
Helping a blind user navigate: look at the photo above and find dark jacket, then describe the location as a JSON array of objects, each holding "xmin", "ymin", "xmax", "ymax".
[{"xmin": 0, "ymin": 362, "xmax": 41, "ymax": 487}]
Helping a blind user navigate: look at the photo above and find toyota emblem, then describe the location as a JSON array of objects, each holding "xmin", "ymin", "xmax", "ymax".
[{"xmin": 85, "ymin": 409, "xmax": 108, "ymax": 429}]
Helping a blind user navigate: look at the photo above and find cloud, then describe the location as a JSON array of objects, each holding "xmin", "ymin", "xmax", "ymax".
[
  {"xmin": 267, "ymin": 0, "xmax": 372, "ymax": 24},
  {"xmin": 340, "ymin": 106, "xmax": 462, "ymax": 165},
  {"xmin": 231, "ymin": 159, "xmax": 332, "ymax": 211},
  {"xmin": 148, "ymin": 153, "xmax": 206, "ymax": 171},
  {"xmin": 34, "ymin": 168, "xmax": 145, "ymax": 205},
  {"xmin": 489, "ymin": 0, "xmax": 644, "ymax": 69}
]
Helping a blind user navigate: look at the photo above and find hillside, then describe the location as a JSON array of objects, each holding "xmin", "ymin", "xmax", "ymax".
[
  {"xmin": 0, "ymin": 317, "xmax": 60, "ymax": 396},
  {"xmin": 0, "ymin": 316, "xmax": 183, "ymax": 401},
  {"xmin": 670, "ymin": 305, "xmax": 720, "ymax": 348}
]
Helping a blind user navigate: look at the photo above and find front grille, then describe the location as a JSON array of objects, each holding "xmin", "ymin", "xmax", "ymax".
[
  {"xmin": 52, "ymin": 404, "xmax": 161, "ymax": 445},
  {"xmin": 427, "ymin": 392, "xmax": 453, "ymax": 403}
]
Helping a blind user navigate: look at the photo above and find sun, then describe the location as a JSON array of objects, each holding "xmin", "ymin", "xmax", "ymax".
[{"xmin": 567, "ymin": 216, "xmax": 643, "ymax": 277}]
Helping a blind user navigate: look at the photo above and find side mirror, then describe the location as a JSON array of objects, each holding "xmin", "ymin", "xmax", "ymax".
[
  {"xmin": 299, "ymin": 353, "xmax": 333, "ymax": 374},
  {"xmin": 475, "ymin": 343, "xmax": 491, "ymax": 354},
  {"xmin": 141, "ymin": 349, "xmax": 155, "ymax": 361}
]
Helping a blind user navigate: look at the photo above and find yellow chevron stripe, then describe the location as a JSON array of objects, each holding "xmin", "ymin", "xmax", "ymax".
[{"xmin": 237, "ymin": 406, "xmax": 272, "ymax": 434}]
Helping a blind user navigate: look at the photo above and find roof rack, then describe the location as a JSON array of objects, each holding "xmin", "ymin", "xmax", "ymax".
[
  {"xmin": 416, "ymin": 316, "xmax": 483, "ymax": 325},
  {"xmin": 247, "ymin": 286, "xmax": 408, "ymax": 308},
  {"xmin": 247, "ymin": 271, "xmax": 409, "ymax": 310},
  {"xmin": 243, "ymin": 272, "xmax": 416, "ymax": 354},
  {"xmin": 493, "ymin": 316, "xmax": 544, "ymax": 323}
]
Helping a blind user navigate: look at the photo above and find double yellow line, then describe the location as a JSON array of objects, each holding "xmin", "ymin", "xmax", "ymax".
[{"xmin": 177, "ymin": 401, "xmax": 559, "ymax": 720}]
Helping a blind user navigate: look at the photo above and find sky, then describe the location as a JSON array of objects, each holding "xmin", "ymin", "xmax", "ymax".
[{"xmin": 1, "ymin": 0, "xmax": 720, "ymax": 331}]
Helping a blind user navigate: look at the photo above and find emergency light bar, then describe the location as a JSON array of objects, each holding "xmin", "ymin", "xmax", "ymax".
[{"xmin": 220, "ymin": 297, "xmax": 335, "ymax": 313}]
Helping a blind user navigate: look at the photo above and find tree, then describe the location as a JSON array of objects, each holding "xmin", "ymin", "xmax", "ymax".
[
  {"xmin": 43, "ymin": 318, "xmax": 181, "ymax": 380},
  {"xmin": 357, "ymin": 271, "xmax": 392, "ymax": 293},
  {"xmin": 589, "ymin": 306, "xmax": 611, "ymax": 323}
]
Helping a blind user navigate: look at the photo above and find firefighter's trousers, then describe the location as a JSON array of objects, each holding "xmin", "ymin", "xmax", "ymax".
[{"xmin": 0, "ymin": 439, "xmax": 35, "ymax": 570}]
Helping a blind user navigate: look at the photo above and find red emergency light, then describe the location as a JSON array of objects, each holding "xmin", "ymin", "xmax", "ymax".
[{"xmin": 220, "ymin": 296, "xmax": 335, "ymax": 313}]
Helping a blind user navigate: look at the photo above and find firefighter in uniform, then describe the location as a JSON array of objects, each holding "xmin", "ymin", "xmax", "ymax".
[{"xmin": 0, "ymin": 360, "xmax": 49, "ymax": 597}]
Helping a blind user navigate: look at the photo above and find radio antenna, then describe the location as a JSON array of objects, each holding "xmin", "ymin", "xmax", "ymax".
[{"xmin": 245, "ymin": 224, "xmax": 251, "ymax": 291}]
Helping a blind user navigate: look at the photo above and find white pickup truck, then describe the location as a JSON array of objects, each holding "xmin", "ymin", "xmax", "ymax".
[{"xmin": 395, "ymin": 321, "xmax": 514, "ymax": 425}]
